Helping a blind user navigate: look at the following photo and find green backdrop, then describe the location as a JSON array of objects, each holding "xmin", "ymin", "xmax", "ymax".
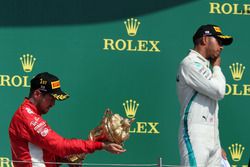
[{"xmin": 0, "ymin": 0, "xmax": 249, "ymax": 166}]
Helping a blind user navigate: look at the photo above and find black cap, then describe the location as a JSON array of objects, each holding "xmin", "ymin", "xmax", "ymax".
[
  {"xmin": 30, "ymin": 72, "xmax": 69, "ymax": 101},
  {"xmin": 193, "ymin": 24, "xmax": 233, "ymax": 45}
]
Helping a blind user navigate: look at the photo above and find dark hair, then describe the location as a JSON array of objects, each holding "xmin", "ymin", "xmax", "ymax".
[
  {"xmin": 193, "ymin": 37, "xmax": 203, "ymax": 45},
  {"xmin": 28, "ymin": 87, "xmax": 35, "ymax": 98},
  {"xmin": 28, "ymin": 88, "xmax": 48, "ymax": 98}
]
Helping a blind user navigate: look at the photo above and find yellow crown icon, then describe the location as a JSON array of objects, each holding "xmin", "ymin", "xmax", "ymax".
[
  {"xmin": 20, "ymin": 54, "xmax": 36, "ymax": 73},
  {"xmin": 123, "ymin": 99, "xmax": 139, "ymax": 118},
  {"xmin": 124, "ymin": 18, "xmax": 140, "ymax": 36},
  {"xmin": 228, "ymin": 143, "xmax": 245, "ymax": 162},
  {"xmin": 229, "ymin": 63, "xmax": 245, "ymax": 81}
]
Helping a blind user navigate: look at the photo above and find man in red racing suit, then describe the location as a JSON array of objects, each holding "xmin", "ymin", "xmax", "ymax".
[{"xmin": 9, "ymin": 72, "xmax": 125, "ymax": 167}]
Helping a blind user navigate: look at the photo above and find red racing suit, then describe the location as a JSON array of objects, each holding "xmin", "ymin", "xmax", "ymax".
[{"xmin": 9, "ymin": 99, "xmax": 103, "ymax": 167}]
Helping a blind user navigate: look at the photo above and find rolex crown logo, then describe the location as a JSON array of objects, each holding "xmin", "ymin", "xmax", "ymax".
[
  {"xmin": 229, "ymin": 62, "xmax": 245, "ymax": 81},
  {"xmin": 124, "ymin": 18, "xmax": 140, "ymax": 37},
  {"xmin": 123, "ymin": 99, "xmax": 139, "ymax": 118},
  {"xmin": 20, "ymin": 54, "xmax": 36, "ymax": 72},
  {"xmin": 228, "ymin": 143, "xmax": 245, "ymax": 162}
]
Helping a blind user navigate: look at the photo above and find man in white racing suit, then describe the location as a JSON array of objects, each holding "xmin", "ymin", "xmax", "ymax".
[{"xmin": 176, "ymin": 24, "xmax": 233, "ymax": 167}]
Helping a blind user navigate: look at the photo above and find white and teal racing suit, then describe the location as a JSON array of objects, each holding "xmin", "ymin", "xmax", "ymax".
[{"xmin": 176, "ymin": 49, "xmax": 226, "ymax": 167}]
